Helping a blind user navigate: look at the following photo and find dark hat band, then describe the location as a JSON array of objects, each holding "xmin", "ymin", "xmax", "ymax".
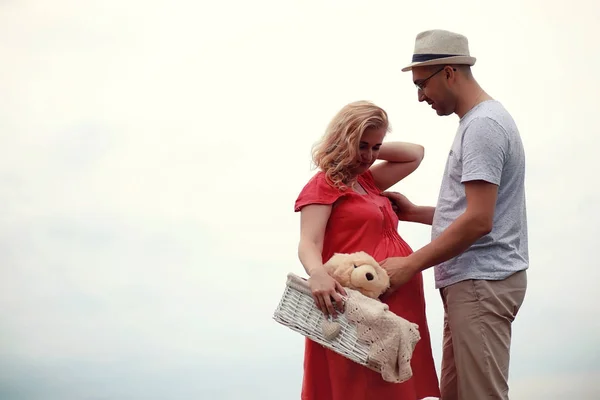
[{"xmin": 411, "ymin": 53, "xmax": 461, "ymax": 62}]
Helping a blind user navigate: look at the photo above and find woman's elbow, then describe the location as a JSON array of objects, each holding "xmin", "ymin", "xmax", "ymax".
[
  {"xmin": 298, "ymin": 237, "xmax": 322, "ymax": 255},
  {"xmin": 416, "ymin": 144, "xmax": 425, "ymax": 162}
]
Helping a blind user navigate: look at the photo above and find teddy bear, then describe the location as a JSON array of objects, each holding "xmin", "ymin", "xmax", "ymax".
[
  {"xmin": 318, "ymin": 251, "xmax": 391, "ymax": 340},
  {"xmin": 322, "ymin": 251, "xmax": 390, "ymax": 299}
]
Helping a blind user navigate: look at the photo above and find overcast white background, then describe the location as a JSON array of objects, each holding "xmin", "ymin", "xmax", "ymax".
[{"xmin": 1, "ymin": 0, "xmax": 599, "ymax": 399}]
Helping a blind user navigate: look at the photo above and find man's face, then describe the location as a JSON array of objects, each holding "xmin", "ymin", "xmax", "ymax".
[{"xmin": 412, "ymin": 65, "xmax": 456, "ymax": 116}]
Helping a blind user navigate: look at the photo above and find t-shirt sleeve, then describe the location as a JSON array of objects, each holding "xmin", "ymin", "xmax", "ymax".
[
  {"xmin": 461, "ymin": 117, "xmax": 509, "ymax": 185},
  {"xmin": 294, "ymin": 172, "xmax": 347, "ymax": 212}
]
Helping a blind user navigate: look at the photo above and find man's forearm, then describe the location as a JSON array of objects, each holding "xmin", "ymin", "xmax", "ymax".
[
  {"xmin": 406, "ymin": 206, "xmax": 435, "ymax": 225},
  {"xmin": 408, "ymin": 211, "xmax": 491, "ymax": 272}
]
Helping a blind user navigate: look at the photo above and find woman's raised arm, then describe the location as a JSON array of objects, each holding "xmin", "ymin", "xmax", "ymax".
[{"xmin": 369, "ymin": 142, "xmax": 425, "ymax": 192}]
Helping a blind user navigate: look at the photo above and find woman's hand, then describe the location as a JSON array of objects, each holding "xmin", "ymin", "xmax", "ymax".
[{"xmin": 308, "ymin": 268, "xmax": 347, "ymax": 317}]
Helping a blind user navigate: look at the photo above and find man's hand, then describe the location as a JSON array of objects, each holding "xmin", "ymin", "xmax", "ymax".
[
  {"xmin": 380, "ymin": 256, "xmax": 419, "ymax": 294},
  {"xmin": 383, "ymin": 191, "xmax": 435, "ymax": 225},
  {"xmin": 382, "ymin": 191, "xmax": 416, "ymax": 221}
]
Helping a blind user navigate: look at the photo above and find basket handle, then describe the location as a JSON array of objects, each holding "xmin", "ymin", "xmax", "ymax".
[{"xmin": 286, "ymin": 273, "xmax": 313, "ymax": 296}]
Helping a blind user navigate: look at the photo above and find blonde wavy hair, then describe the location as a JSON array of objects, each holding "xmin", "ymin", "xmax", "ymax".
[{"xmin": 312, "ymin": 100, "xmax": 390, "ymax": 190}]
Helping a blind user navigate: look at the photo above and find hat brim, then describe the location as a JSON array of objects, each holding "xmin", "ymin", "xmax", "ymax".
[{"xmin": 401, "ymin": 56, "xmax": 476, "ymax": 72}]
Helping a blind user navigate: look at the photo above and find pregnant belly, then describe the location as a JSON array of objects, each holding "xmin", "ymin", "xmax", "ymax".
[{"xmin": 372, "ymin": 234, "xmax": 414, "ymax": 262}]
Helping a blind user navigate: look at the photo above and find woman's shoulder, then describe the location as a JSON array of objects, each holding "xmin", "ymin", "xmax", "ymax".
[
  {"xmin": 294, "ymin": 171, "xmax": 349, "ymax": 212},
  {"xmin": 358, "ymin": 169, "xmax": 382, "ymax": 194},
  {"xmin": 304, "ymin": 170, "xmax": 327, "ymax": 184},
  {"xmin": 300, "ymin": 170, "xmax": 342, "ymax": 191}
]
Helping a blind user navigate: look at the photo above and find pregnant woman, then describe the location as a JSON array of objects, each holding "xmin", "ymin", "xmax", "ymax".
[{"xmin": 294, "ymin": 100, "xmax": 440, "ymax": 400}]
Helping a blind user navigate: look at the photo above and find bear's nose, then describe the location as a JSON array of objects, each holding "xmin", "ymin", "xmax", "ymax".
[{"xmin": 366, "ymin": 273, "xmax": 374, "ymax": 281}]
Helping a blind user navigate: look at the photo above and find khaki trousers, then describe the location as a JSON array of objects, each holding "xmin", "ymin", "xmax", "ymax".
[{"xmin": 439, "ymin": 270, "xmax": 527, "ymax": 400}]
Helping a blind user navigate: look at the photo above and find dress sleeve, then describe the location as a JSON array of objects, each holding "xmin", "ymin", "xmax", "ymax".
[
  {"xmin": 294, "ymin": 172, "xmax": 347, "ymax": 212},
  {"xmin": 358, "ymin": 169, "xmax": 382, "ymax": 195}
]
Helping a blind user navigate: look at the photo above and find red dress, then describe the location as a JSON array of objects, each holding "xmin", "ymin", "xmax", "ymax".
[{"xmin": 294, "ymin": 170, "xmax": 440, "ymax": 400}]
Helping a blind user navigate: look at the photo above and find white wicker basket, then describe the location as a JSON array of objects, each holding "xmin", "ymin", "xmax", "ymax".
[{"xmin": 272, "ymin": 272, "xmax": 375, "ymax": 371}]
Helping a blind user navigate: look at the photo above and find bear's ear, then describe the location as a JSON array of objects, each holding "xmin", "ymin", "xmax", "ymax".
[
  {"xmin": 331, "ymin": 262, "xmax": 353, "ymax": 286},
  {"xmin": 323, "ymin": 253, "xmax": 341, "ymax": 268},
  {"xmin": 350, "ymin": 251, "xmax": 379, "ymax": 268},
  {"xmin": 322, "ymin": 262, "xmax": 334, "ymax": 275},
  {"xmin": 324, "ymin": 253, "xmax": 343, "ymax": 263},
  {"xmin": 323, "ymin": 253, "xmax": 348, "ymax": 276}
]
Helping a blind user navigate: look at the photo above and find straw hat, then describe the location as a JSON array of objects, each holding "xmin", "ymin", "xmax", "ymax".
[{"xmin": 402, "ymin": 29, "xmax": 476, "ymax": 72}]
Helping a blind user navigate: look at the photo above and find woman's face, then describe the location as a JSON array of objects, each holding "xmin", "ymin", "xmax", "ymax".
[{"xmin": 354, "ymin": 126, "xmax": 386, "ymax": 174}]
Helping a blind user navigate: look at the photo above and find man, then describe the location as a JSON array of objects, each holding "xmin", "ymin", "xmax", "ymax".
[{"xmin": 380, "ymin": 29, "xmax": 529, "ymax": 400}]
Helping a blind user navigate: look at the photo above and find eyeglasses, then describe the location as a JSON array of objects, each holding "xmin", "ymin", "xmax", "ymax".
[{"xmin": 414, "ymin": 66, "xmax": 456, "ymax": 91}]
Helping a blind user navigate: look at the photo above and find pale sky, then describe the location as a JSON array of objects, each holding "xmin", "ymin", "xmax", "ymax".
[{"xmin": 1, "ymin": 0, "xmax": 599, "ymax": 399}]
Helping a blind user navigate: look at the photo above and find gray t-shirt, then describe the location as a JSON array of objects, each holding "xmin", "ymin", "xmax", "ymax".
[{"xmin": 431, "ymin": 100, "xmax": 529, "ymax": 289}]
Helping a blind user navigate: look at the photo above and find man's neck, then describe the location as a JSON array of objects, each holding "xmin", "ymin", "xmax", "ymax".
[{"xmin": 455, "ymin": 82, "xmax": 492, "ymax": 118}]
